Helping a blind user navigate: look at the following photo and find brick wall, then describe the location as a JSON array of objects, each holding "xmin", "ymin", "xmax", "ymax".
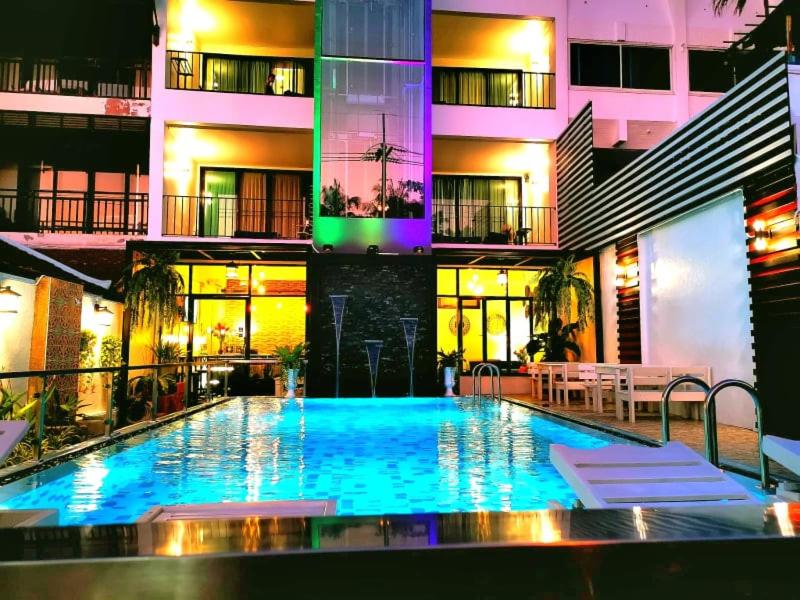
[{"xmin": 307, "ymin": 254, "xmax": 437, "ymax": 397}]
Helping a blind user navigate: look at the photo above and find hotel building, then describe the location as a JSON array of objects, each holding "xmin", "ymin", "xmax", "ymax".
[{"xmin": 0, "ymin": 0, "xmax": 798, "ymax": 435}]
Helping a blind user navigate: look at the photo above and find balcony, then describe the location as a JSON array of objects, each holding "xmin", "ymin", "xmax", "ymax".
[
  {"xmin": 0, "ymin": 190, "xmax": 148, "ymax": 235},
  {"xmin": 432, "ymin": 68, "xmax": 555, "ymax": 109},
  {"xmin": 0, "ymin": 56, "xmax": 151, "ymax": 99},
  {"xmin": 432, "ymin": 201, "xmax": 556, "ymax": 246},
  {"xmin": 166, "ymin": 51, "xmax": 312, "ymax": 97},
  {"xmin": 162, "ymin": 195, "xmax": 310, "ymax": 240}
]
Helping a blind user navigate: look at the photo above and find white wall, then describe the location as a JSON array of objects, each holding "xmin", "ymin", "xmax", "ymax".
[
  {"xmin": 638, "ymin": 190, "xmax": 755, "ymax": 429},
  {"xmin": 0, "ymin": 274, "xmax": 36, "ymax": 397},
  {"xmin": 598, "ymin": 244, "xmax": 619, "ymax": 364}
]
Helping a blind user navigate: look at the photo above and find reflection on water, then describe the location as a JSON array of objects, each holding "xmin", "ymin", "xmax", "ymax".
[{"xmin": 0, "ymin": 397, "xmax": 621, "ymax": 525}]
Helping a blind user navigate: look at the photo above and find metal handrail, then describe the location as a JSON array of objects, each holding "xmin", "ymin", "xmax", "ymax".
[
  {"xmin": 703, "ymin": 379, "xmax": 770, "ymax": 490},
  {"xmin": 660, "ymin": 376, "xmax": 710, "ymax": 445}
]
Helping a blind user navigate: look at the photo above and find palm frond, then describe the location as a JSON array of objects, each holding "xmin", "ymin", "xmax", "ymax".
[
  {"xmin": 124, "ymin": 250, "xmax": 185, "ymax": 330},
  {"xmin": 529, "ymin": 255, "xmax": 595, "ymax": 330},
  {"xmin": 712, "ymin": 0, "xmax": 749, "ymax": 15}
]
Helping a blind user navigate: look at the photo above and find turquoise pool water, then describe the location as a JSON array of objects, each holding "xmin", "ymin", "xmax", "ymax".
[{"xmin": 0, "ymin": 397, "xmax": 629, "ymax": 525}]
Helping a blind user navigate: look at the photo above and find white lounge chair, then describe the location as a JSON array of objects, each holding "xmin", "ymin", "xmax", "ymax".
[
  {"xmin": 763, "ymin": 435, "xmax": 800, "ymax": 475},
  {"xmin": 137, "ymin": 499, "xmax": 337, "ymax": 522},
  {"xmin": 550, "ymin": 441, "xmax": 760, "ymax": 508},
  {"xmin": 0, "ymin": 420, "xmax": 30, "ymax": 463},
  {"xmin": 763, "ymin": 435, "xmax": 800, "ymax": 501}
]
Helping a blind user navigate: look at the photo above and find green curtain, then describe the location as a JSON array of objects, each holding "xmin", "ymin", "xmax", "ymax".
[{"xmin": 203, "ymin": 170, "xmax": 236, "ymax": 237}]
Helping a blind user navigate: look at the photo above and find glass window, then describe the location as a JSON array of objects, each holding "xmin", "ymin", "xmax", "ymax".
[
  {"xmin": 458, "ymin": 269, "xmax": 507, "ymax": 297},
  {"xmin": 485, "ymin": 299, "xmax": 508, "ymax": 362},
  {"xmin": 622, "ymin": 46, "xmax": 670, "ymax": 90},
  {"xmin": 191, "ymin": 265, "xmax": 249, "ymax": 295},
  {"xmin": 319, "ymin": 60, "xmax": 425, "ymax": 219},
  {"xmin": 436, "ymin": 304, "xmax": 459, "ymax": 356},
  {"xmin": 508, "ymin": 270, "xmax": 538, "ymax": 298},
  {"xmin": 571, "ymin": 43, "xmax": 670, "ymax": 90},
  {"xmin": 437, "ymin": 269, "xmax": 457, "ymax": 295},
  {"xmin": 570, "ymin": 43, "xmax": 621, "ymax": 87},
  {"xmin": 323, "ymin": 0, "xmax": 424, "ymax": 61},
  {"xmin": 250, "ymin": 266, "xmax": 307, "ymax": 296},
  {"xmin": 250, "ymin": 297, "xmax": 306, "ymax": 356},
  {"xmin": 689, "ymin": 49, "xmax": 734, "ymax": 93}
]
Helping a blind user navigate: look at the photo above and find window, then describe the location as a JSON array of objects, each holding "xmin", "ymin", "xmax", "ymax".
[
  {"xmin": 571, "ymin": 42, "xmax": 671, "ymax": 91},
  {"xmin": 689, "ymin": 49, "xmax": 735, "ymax": 93},
  {"xmin": 432, "ymin": 175, "xmax": 522, "ymax": 243},
  {"xmin": 571, "ymin": 43, "xmax": 620, "ymax": 87}
]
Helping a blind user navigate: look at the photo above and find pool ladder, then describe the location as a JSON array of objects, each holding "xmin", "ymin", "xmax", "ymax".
[
  {"xmin": 660, "ymin": 376, "xmax": 770, "ymax": 489},
  {"xmin": 472, "ymin": 363, "xmax": 501, "ymax": 402}
]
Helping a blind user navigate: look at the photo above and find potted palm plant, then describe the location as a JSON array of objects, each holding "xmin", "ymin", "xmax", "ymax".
[
  {"xmin": 528, "ymin": 255, "xmax": 594, "ymax": 362},
  {"xmin": 274, "ymin": 343, "xmax": 307, "ymax": 399},
  {"xmin": 124, "ymin": 250, "xmax": 185, "ymax": 355},
  {"xmin": 437, "ymin": 349, "xmax": 464, "ymax": 397}
]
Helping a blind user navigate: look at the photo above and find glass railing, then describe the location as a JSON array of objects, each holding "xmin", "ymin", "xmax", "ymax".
[
  {"xmin": 162, "ymin": 195, "xmax": 311, "ymax": 239},
  {"xmin": 433, "ymin": 67, "xmax": 555, "ymax": 109},
  {"xmin": 0, "ymin": 358, "xmax": 290, "ymax": 470},
  {"xmin": 0, "ymin": 56, "xmax": 151, "ymax": 99},
  {"xmin": 432, "ymin": 201, "xmax": 556, "ymax": 245},
  {"xmin": 0, "ymin": 189, "xmax": 148, "ymax": 235},
  {"xmin": 166, "ymin": 50, "xmax": 313, "ymax": 97}
]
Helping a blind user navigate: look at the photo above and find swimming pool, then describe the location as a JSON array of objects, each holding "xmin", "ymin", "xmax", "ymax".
[{"xmin": 0, "ymin": 397, "xmax": 631, "ymax": 525}]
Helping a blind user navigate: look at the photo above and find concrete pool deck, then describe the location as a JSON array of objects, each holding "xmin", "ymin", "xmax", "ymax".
[{"xmin": 505, "ymin": 393, "xmax": 799, "ymax": 482}]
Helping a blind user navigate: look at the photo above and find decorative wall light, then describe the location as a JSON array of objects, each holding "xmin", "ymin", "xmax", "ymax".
[
  {"xmin": 94, "ymin": 303, "xmax": 114, "ymax": 327},
  {"xmin": 497, "ymin": 269, "xmax": 508, "ymax": 286},
  {"xmin": 366, "ymin": 245, "xmax": 379, "ymax": 255},
  {"xmin": 0, "ymin": 285, "xmax": 21, "ymax": 314},
  {"xmin": 748, "ymin": 219, "xmax": 772, "ymax": 252},
  {"xmin": 614, "ymin": 265, "xmax": 626, "ymax": 288},
  {"xmin": 413, "ymin": 246, "xmax": 424, "ymax": 254},
  {"xmin": 615, "ymin": 262, "xmax": 639, "ymax": 288},
  {"xmin": 225, "ymin": 262, "xmax": 238, "ymax": 280}
]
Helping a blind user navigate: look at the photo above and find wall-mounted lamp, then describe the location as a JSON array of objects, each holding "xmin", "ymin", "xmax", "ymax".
[
  {"xmin": 225, "ymin": 261, "xmax": 238, "ymax": 280},
  {"xmin": 497, "ymin": 269, "xmax": 508, "ymax": 286},
  {"xmin": 413, "ymin": 246, "xmax": 424, "ymax": 255},
  {"xmin": 322, "ymin": 244, "xmax": 334, "ymax": 253},
  {"xmin": 366, "ymin": 245, "xmax": 379, "ymax": 255},
  {"xmin": 94, "ymin": 303, "xmax": 113, "ymax": 327},
  {"xmin": 0, "ymin": 285, "xmax": 21, "ymax": 314},
  {"xmin": 748, "ymin": 219, "xmax": 772, "ymax": 252}
]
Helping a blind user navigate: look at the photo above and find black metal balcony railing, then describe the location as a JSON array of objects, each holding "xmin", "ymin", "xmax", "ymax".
[
  {"xmin": 166, "ymin": 50, "xmax": 313, "ymax": 97},
  {"xmin": 162, "ymin": 195, "xmax": 311, "ymax": 240},
  {"xmin": 433, "ymin": 67, "xmax": 555, "ymax": 109},
  {"xmin": 432, "ymin": 201, "xmax": 556, "ymax": 245},
  {"xmin": 0, "ymin": 189, "xmax": 148, "ymax": 235},
  {"xmin": 0, "ymin": 56, "xmax": 151, "ymax": 99}
]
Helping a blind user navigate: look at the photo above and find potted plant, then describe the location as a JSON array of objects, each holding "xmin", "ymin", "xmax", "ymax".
[
  {"xmin": 437, "ymin": 349, "xmax": 464, "ymax": 397},
  {"xmin": 526, "ymin": 319, "xmax": 582, "ymax": 362},
  {"xmin": 527, "ymin": 255, "xmax": 594, "ymax": 362},
  {"xmin": 274, "ymin": 343, "xmax": 307, "ymax": 399}
]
